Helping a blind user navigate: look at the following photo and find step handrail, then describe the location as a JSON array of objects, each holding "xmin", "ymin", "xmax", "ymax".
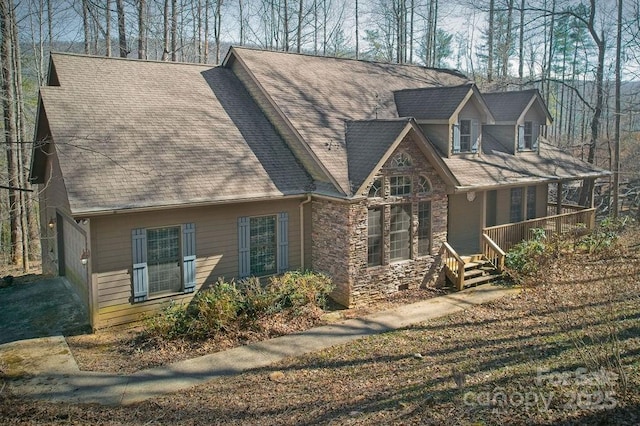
[
  {"xmin": 441, "ymin": 242, "xmax": 466, "ymax": 290},
  {"xmin": 482, "ymin": 233, "xmax": 506, "ymax": 273}
]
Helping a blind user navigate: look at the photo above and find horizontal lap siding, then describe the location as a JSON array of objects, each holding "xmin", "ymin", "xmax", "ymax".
[{"xmin": 91, "ymin": 199, "xmax": 303, "ymax": 329}]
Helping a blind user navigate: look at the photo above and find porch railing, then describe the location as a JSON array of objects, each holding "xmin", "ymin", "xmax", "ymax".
[
  {"xmin": 546, "ymin": 203, "xmax": 587, "ymax": 216},
  {"xmin": 482, "ymin": 234, "xmax": 505, "ymax": 273},
  {"xmin": 483, "ymin": 207, "xmax": 596, "ymax": 252},
  {"xmin": 440, "ymin": 242, "xmax": 465, "ymax": 290}
]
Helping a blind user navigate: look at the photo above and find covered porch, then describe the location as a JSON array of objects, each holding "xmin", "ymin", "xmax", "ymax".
[{"xmin": 442, "ymin": 178, "xmax": 599, "ymax": 290}]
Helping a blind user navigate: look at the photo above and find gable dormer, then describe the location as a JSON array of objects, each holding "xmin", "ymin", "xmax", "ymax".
[
  {"xmin": 483, "ymin": 89, "xmax": 553, "ymax": 155},
  {"xmin": 394, "ymin": 83, "xmax": 494, "ymax": 158}
]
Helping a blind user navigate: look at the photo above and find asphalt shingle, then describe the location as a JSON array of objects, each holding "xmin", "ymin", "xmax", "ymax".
[{"xmin": 41, "ymin": 53, "xmax": 311, "ymax": 214}]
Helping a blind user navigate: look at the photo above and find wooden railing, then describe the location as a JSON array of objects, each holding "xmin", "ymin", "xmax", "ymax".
[
  {"xmin": 483, "ymin": 207, "xmax": 596, "ymax": 251},
  {"xmin": 546, "ymin": 203, "xmax": 586, "ymax": 216},
  {"xmin": 482, "ymin": 234, "xmax": 505, "ymax": 273},
  {"xmin": 440, "ymin": 242, "xmax": 465, "ymax": 290}
]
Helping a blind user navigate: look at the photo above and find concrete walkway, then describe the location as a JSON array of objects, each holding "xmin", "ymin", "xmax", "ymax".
[{"xmin": 2, "ymin": 283, "xmax": 518, "ymax": 406}]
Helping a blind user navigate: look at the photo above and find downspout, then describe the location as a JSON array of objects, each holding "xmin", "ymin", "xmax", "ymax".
[{"xmin": 299, "ymin": 195, "xmax": 312, "ymax": 270}]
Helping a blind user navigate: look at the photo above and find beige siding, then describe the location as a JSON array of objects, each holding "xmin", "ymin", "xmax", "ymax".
[
  {"xmin": 483, "ymin": 124, "xmax": 516, "ymax": 153},
  {"xmin": 420, "ymin": 124, "xmax": 450, "ymax": 155},
  {"xmin": 459, "ymin": 101, "xmax": 482, "ymax": 120},
  {"xmin": 448, "ymin": 193, "xmax": 483, "ymax": 254},
  {"xmin": 495, "ymin": 188, "xmax": 513, "ymax": 225},
  {"xmin": 90, "ymin": 198, "xmax": 304, "ymax": 329},
  {"xmin": 536, "ymin": 183, "xmax": 549, "ymax": 217},
  {"xmin": 39, "ymin": 145, "xmax": 72, "ymax": 276}
]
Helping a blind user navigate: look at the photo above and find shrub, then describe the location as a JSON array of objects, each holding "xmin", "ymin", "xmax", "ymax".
[
  {"xmin": 505, "ymin": 228, "xmax": 547, "ymax": 279},
  {"xmin": 144, "ymin": 300, "xmax": 191, "ymax": 340},
  {"xmin": 268, "ymin": 270, "xmax": 334, "ymax": 310},
  {"xmin": 144, "ymin": 271, "xmax": 333, "ymax": 341},
  {"xmin": 578, "ymin": 216, "xmax": 627, "ymax": 253}
]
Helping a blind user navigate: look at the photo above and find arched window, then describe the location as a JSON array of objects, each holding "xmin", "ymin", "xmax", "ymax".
[
  {"xmin": 390, "ymin": 152, "xmax": 412, "ymax": 168},
  {"xmin": 368, "ymin": 178, "xmax": 383, "ymax": 198},
  {"xmin": 416, "ymin": 176, "xmax": 431, "ymax": 194}
]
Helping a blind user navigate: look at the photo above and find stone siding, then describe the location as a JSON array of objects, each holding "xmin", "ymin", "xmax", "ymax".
[{"xmin": 311, "ymin": 131, "xmax": 449, "ymax": 307}]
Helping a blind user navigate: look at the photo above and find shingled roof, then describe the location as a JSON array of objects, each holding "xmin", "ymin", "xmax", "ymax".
[
  {"xmin": 228, "ymin": 47, "xmax": 468, "ymax": 195},
  {"xmin": 483, "ymin": 89, "xmax": 552, "ymax": 123},
  {"xmin": 393, "ymin": 84, "xmax": 473, "ymax": 120},
  {"xmin": 443, "ymin": 137, "xmax": 608, "ymax": 190},
  {"xmin": 345, "ymin": 118, "xmax": 413, "ymax": 193},
  {"xmin": 33, "ymin": 53, "xmax": 311, "ymax": 214}
]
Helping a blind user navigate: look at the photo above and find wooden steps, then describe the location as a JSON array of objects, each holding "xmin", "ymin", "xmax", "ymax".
[{"xmin": 447, "ymin": 254, "xmax": 501, "ymax": 289}]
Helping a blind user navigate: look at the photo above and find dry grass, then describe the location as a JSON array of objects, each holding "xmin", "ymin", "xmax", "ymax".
[{"xmin": 1, "ymin": 230, "xmax": 640, "ymax": 425}]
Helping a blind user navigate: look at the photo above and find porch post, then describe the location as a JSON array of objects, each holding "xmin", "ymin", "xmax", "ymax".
[
  {"xmin": 588, "ymin": 178, "xmax": 596, "ymax": 208},
  {"xmin": 556, "ymin": 181, "xmax": 563, "ymax": 215}
]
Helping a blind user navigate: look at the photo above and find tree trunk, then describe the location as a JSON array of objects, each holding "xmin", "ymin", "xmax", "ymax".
[
  {"xmin": 518, "ymin": 0, "xmax": 524, "ymax": 82},
  {"xmin": 170, "ymin": 0, "xmax": 177, "ymax": 61},
  {"xmin": 162, "ymin": 0, "xmax": 169, "ymax": 60},
  {"xmin": 204, "ymin": 0, "xmax": 210, "ymax": 63},
  {"xmin": 116, "ymin": 0, "xmax": 128, "ymax": 57},
  {"xmin": 613, "ymin": 0, "xmax": 622, "ymax": 218},
  {"xmin": 487, "ymin": 0, "xmax": 494, "ymax": 82},
  {"xmin": 354, "ymin": 0, "xmax": 359, "ymax": 59},
  {"xmin": 106, "ymin": 0, "xmax": 111, "ymax": 56},
  {"xmin": 1, "ymin": 0, "xmax": 24, "ymax": 267},
  {"xmin": 138, "ymin": 0, "xmax": 147, "ymax": 59},
  {"xmin": 238, "ymin": 0, "xmax": 244, "ymax": 45},
  {"xmin": 82, "ymin": 0, "xmax": 90, "ymax": 54},
  {"xmin": 297, "ymin": 0, "xmax": 303, "ymax": 53},
  {"xmin": 214, "ymin": 0, "xmax": 222, "ymax": 63}
]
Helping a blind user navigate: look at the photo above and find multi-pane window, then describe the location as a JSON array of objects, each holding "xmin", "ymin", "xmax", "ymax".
[
  {"xmin": 369, "ymin": 178, "xmax": 383, "ymax": 198},
  {"xmin": 390, "ymin": 176, "xmax": 412, "ymax": 196},
  {"xmin": 510, "ymin": 188, "xmax": 523, "ymax": 223},
  {"xmin": 526, "ymin": 186, "xmax": 537, "ymax": 220},
  {"xmin": 417, "ymin": 202, "xmax": 431, "ymax": 255},
  {"xmin": 367, "ymin": 208, "xmax": 383, "ymax": 266},
  {"xmin": 250, "ymin": 215, "xmax": 277, "ymax": 276},
  {"xmin": 390, "ymin": 152, "xmax": 412, "ymax": 168},
  {"xmin": 390, "ymin": 204, "xmax": 411, "ymax": 261},
  {"xmin": 460, "ymin": 119, "xmax": 472, "ymax": 152},
  {"xmin": 417, "ymin": 176, "xmax": 431, "ymax": 194},
  {"xmin": 147, "ymin": 226, "xmax": 182, "ymax": 296},
  {"xmin": 524, "ymin": 121, "xmax": 533, "ymax": 149}
]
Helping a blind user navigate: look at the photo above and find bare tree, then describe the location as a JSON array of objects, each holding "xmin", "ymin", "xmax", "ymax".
[
  {"xmin": 138, "ymin": 0, "xmax": 147, "ymax": 59},
  {"xmin": 116, "ymin": 0, "xmax": 128, "ymax": 57}
]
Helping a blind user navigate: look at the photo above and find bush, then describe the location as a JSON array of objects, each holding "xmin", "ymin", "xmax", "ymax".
[
  {"xmin": 505, "ymin": 228, "xmax": 548, "ymax": 278},
  {"xmin": 144, "ymin": 271, "xmax": 333, "ymax": 341}
]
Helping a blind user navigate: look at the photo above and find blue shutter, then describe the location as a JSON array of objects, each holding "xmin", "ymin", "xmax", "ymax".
[
  {"xmin": 277, "ymin": 212, "xmax": 289, "ymax": 273},
  {"xmin": 452, "ymin": 124, "xmax": 460, "ymax": 153},
  {"xmin": 132, "ymin": 228, "xmax": 148, "ymax": 302},
  {"xmin": 183, "ymin": 223, "xmax": 196, "ymax": 293},
  {"xmin": 532, "ymin": 122, "xmax": 539, "ymax": 150},
  {"xmin": 517, "ymin": 125, "xmax": 525, "ymax": 151},
  {"xmin": 471, "ymin": 119, "xmax": 479, "ymax": 153},
  {"xmin": 238, "ymin": 217, "xmax": 250, "ymax": 278}
]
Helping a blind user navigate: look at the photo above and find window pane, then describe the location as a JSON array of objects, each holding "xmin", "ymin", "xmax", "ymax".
[
  {"xmin": 147, "ymin": 227, "xmax": 182, "ymax": 296},
  {"xmin": 390, "ymin": 204, "xmax": 411, "ymax": 261},
  {"xmin": 390, "ymin": 176, "xmax": 412, "ymax": 196},
  {"xmin": 417, "ymin": 176, "xmax": 431, "ymax": 194},
  {"xmin": 391, "ymin": 152, "xmax": 412, "ymax": 168},
  {"xmin": 367, "ymin": 208, "xmax": 382, "ymax": 266},
  {"xmin": 527, "ymin": 186, "xmax": 537, "ymax": 220},
  {"xmin": 418, "ymin": 202, "xmax": 431, "ymax": 256},
  {"xmin": 250, "ymin": 216, "xmax": 277, "ymax": 276},
  {"xmin": 510, "ymin": 188, "xmax": 523, "ymax": 223},
  {"xmin": 524, "ymin": 121, "xmax": 533, "ymax": 149}
]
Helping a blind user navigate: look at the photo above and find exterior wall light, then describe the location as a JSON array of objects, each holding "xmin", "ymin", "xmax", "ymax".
[
  {"xmin": 48, "ymin": 218, "xmax": 56, "ymax": 229},
  {"xmin": 81, "ymin": 249, "xmax": 90, "ymax": 266}
]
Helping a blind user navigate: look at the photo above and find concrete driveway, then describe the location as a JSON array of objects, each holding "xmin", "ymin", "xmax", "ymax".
[{"xmin": 0, "ymin": 276, "xmax": 91, "ymax": 345}]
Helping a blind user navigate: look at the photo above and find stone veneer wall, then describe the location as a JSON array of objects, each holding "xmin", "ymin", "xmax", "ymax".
[
  {"xmin": 311, "ymin": 199, "xmax": 353, "ymax": 307},
  {"xmin": 312, "ymin": 132, "xmax": 449, "ymax": 307}
]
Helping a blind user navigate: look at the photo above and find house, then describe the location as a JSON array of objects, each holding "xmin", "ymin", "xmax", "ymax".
[{"xmin": 30, "ymin": 47, "xmax": 609, "ymax": 330}]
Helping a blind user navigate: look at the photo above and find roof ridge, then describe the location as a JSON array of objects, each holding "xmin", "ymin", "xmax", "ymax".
[
  {"xmin": 50, "ymin": 51, "xmax": 217, "ymax": 68},
  {"xmin": 231, "ymin": 45, "xmax": 469, "ymax": 79}
]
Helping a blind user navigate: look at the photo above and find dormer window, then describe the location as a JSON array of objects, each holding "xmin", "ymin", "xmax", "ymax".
[
  {"xmin": 453, "ymin": 119, "xmax": 479, "ymax": 154},
  {"xmin": 390, "ymin": 152, "xmax": 412, "ymax": 168},
  {"xmin": 518, "ymin": 121, "xmax": 538, "ymax": 151}
]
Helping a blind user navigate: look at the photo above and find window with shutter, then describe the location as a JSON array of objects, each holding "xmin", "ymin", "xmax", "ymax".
[{"xmin": 239, "ymin": 213, "xmax": 287, "ymax": 278}]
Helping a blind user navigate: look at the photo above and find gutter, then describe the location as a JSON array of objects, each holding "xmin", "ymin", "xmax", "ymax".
[{"xmin": 299, "ymin": 195, "xmax": 312, "ymax": 270}]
